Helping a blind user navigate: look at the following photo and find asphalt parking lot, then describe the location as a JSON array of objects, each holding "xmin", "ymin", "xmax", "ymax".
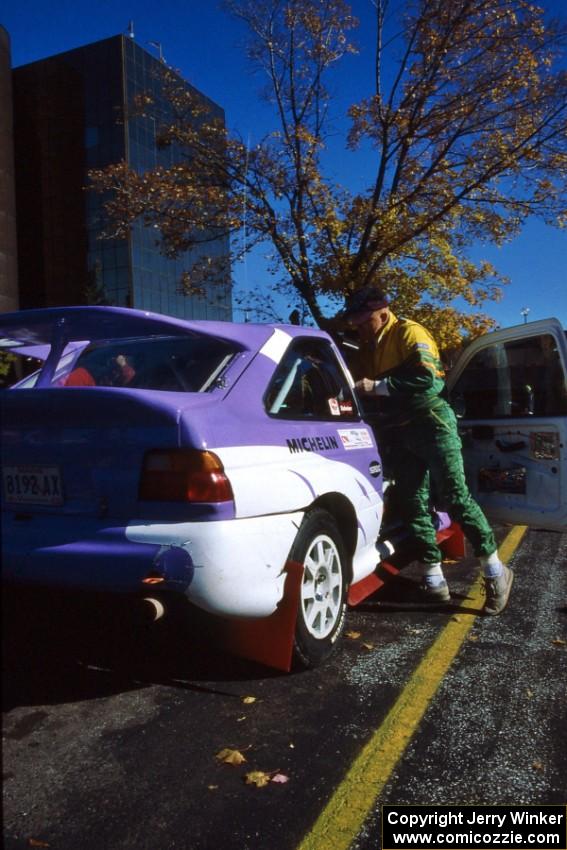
[{"xmin": 3, "ymin": 525, "xmax": 566, "ymax": 850}]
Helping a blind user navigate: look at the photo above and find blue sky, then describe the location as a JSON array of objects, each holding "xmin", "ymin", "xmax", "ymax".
[{"xmin": 3, "ymin": 0, "xmax": 566, "ymax": 328}]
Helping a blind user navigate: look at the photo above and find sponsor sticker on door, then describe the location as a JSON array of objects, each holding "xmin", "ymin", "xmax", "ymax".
[{"xmin": 337, "ymin": 428, "xmax": 373, "ymax": 450}]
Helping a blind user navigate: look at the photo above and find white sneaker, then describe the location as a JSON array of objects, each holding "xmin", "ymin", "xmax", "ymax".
[
  {"xmin": 483, "ymin": 566, "xmax": 514, "ymax": 615},
  {"xmin": 420, "ymin": 580, "xmax": 451, "ymax": 603}
]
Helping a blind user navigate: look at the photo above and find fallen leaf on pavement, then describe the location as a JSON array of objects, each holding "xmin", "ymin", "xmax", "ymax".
[
  {"xmin": 215, "ymin": 748, "xmax": 247, "ymax": 765},
  {"xmin": 532, "ymin": 761, "xmax": 545, "ymax": 772},
  {"xmin": 244, "ymin": 770, "xmax": 271, "ymax": 787},
  {"xmin": 468, "ymin": 634, "xmax": 479, "ymax": 642},
  {"xmin": 551, "ymin": 638, "xmax": 566, "ymax": 647},
  {"xmin": 345, "ymin": 630, "xmax": 362, "ymax": 640},
  {"xmin": 28, "ymin": 841, "xmax": 50, "ymax": 848},
  {"xmin": 271, "ymin": 773, "xmax": 290, "ymax": 784},
  {"xmin": 242, "ymin": 696, "xmax": 257, "ymax": 704},
  {"xmin": 362, "ymin": 642, "xmax": 375, "ymax": 651}
]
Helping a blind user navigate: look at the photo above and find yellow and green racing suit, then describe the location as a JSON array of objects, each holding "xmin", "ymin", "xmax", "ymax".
[{"xmin": 354, "ymin": 312, "xmax": 496, "ymax": 564}]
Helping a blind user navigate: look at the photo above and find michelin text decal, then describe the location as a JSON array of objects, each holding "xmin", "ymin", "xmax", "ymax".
[{"xmin": 287, "ymin": 435, "xmax": 340, "ymax": 454}]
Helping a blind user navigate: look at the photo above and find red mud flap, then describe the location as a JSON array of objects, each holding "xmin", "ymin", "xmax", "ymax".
[
  {"xmin": 347, "ymin": 522, "xmax": 465, "ymax": 607},
  {"xmin": 347, "ymin": 560, "xmax": 399, "ymax": 606},
  {"xmin": 212, "ymin": 560, "xmax": 304, "ymax": 673},
  {"xmin": 213, "ymin": 524, "xmax": 465, "ymax": 673}
]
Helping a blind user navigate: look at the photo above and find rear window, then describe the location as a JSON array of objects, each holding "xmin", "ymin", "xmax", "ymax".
[
  {"xmin": 0, "ymin": 349, "xmax": 44, "ymax": 388},
  {"xmin": 64, "ymin": 335, "xmax": 238, "ymax": 392}
]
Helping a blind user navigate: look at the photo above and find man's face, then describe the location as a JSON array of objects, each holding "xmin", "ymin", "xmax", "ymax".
[{"xmin": 351, "ymin": 308, "xmax": 390, "ymax": 341}]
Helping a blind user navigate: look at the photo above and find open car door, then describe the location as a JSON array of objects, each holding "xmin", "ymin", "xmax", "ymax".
[{"xmin": 448, "ymin": 318, "xmax": 567, "ymax": 532}]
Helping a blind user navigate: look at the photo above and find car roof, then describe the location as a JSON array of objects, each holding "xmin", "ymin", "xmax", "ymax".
[{"xmin": 0, "ymin": 306, "xmax": 331, "ymax": 350}]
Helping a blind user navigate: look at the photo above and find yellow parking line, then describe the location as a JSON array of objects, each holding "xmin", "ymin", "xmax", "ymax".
[{"xmin": 296, "ymin": 525, "xmax": 528, "ymax": 850}]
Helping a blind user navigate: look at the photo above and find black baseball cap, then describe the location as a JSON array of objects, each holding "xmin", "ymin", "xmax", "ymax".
[{"xmin": 342, "ymin": 286, "xmax": 389, "ymax": 320}]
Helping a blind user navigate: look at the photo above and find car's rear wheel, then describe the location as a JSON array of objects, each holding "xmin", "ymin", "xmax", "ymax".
[{"xmin": 290, "ymin": 509, "xmax": 348, "ymax": 669}]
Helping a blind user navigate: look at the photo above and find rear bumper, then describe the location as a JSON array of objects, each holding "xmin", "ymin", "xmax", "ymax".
[
  {"xmin": 1, "ymin": 510, "xmax": 304, "ymax": 618},
  {"xmin": 125, "ymin": 512, "xmax": 304, "ymax": 617},
  {"xmin": 2, "ymin": 516, "xmax": 170, "ymax": 591}
]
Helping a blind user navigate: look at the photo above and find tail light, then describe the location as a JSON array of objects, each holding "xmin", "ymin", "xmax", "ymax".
[{"xmin": 139, "ymin": 449, "xmax": 234, "ymax": 503}]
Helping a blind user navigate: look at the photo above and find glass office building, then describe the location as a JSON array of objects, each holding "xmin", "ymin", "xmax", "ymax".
[
  {"xmin": 12, "ymin": 35, "xmax": 232, "ymax": 320},
  {"xmin": 0, "ymin": 26, "xmax": 18, "ymax": 313}
]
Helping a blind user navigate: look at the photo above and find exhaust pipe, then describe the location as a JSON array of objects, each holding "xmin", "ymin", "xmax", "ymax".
[{"xmin": 142, "ymin": 596, "xmax": 166, "ymax": 622}]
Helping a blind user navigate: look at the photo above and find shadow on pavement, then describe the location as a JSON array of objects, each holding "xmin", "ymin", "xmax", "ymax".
[
  {"xmin": 355, "ymin": 571, "xmax": 485, "ymax": 616},
  {"xmin": 2, "ymin": 586, "xmax": 281, "ymax": 712}
]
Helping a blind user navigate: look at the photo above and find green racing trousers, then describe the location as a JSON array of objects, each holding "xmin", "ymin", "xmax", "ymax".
[{"xmin": 380, "ymin": 401, "xmax": 497, "ymax": 565}]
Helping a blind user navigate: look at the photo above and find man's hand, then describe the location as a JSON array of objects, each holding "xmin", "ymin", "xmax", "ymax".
[
  {"xmin": 355, "ymin": 377, "xmax": 376, "ymax": 395},
  {"xmin": 355, "ymin": 377, "xmax": 390, "ymax": 396}
]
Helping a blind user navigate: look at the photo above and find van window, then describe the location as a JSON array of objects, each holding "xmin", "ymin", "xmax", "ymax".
[{"xmin": 451, "ymin": 333, "xmax": 567, "ymax": 418}]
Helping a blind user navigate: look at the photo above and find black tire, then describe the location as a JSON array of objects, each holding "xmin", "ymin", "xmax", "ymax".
[{"xmin": 290, "ymin": 509, "xmax": 348, "ymax": 669}]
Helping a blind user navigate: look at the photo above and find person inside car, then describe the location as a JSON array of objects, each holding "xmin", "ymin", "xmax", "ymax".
[
  {"xmin": 109, "ymin": 353, "xmax": 135, "ymax": 386},
  {"xmin": 65, "ymin": 351, "xmax": 136, "ymax": 387},
  {"xmin": 64, "ymin": 366, "xmax": 97, "ymax": 387},
  {"xmin": 342, "ymin": 285, "xmax": 513, "ymax": 615}
]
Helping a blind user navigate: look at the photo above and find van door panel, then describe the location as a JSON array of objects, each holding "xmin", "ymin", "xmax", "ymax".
[{"xmin": 449, "ymin": 319, "xmax": 567, "ymax": 531}]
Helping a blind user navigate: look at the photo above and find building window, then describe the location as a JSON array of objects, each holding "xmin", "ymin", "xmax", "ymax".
[{"xmin": 85, "ymin": 126, "xmax": 99, "ymax": 147}]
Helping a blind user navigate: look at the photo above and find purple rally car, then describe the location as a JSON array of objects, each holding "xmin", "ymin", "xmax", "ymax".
[{"xmin": 1, "ymin": 306, "xmax": 385, "ymax": 669}]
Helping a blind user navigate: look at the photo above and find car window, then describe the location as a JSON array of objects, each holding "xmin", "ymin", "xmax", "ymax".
[
  {"xmin": 63, "ymin": 335, "xmax": 239, "ymax": 392},
  {"xmin": 8, "ymin": 345, "xmax": 90, "ymax": 389},
  {"xmin": 0, "ymin": 351, "xmax": 44, "ymax": 388},
  {"xmin": 265, "ymin": 338, "xmax": 359, "ymax": 420},
  {"xmin": 451, "ymin": 333, "xmax": 567, "ymax": 418}
]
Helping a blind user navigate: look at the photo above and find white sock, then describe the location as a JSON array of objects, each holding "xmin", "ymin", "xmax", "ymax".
[
  {"xmin": 480, "ymin": 551, "xmax": 504, "ymax": 578},
  {"xmin": 422, "ymin": 562, "xmax": 446, "ymax": 586}
]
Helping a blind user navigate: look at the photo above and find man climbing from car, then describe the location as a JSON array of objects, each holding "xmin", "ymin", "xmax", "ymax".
[{"xmin": 342, "ymin": 285, "xmax": 513, "ymax": 615}]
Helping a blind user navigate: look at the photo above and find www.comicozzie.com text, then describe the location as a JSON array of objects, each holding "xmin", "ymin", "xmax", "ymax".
[{"xmin": 382, "ymin": 806, "xmax": 566, "ymax": 849}]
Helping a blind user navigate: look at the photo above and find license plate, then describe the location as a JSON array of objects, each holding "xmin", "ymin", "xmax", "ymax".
[{"xmin": 2, "ymin": 465, "xmax": 64, "ymax": 506}]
